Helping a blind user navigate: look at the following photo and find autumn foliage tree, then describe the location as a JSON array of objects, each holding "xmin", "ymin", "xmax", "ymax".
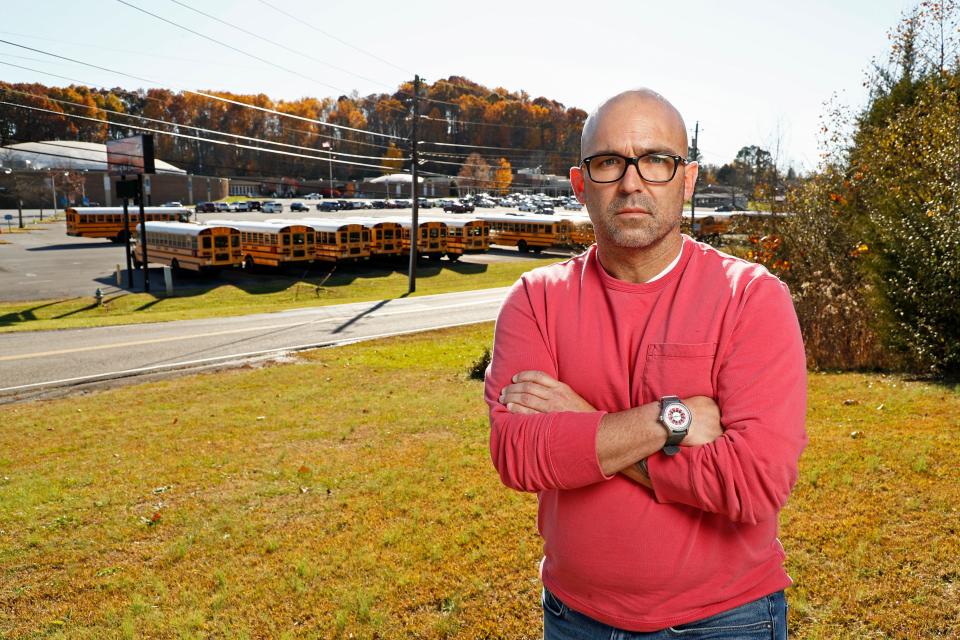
[
  {"xmin": 772, "ymin": 0, "xmax": 960, "ymax": 376},
  {"xmin": 0, "ymin": 76, "xmax": 586, "ymax": 184},
  {"xmin": 494, "ymin": 157, "xmax": 513, "ymax": 195},
  {"xmin": 380, "ymin": 142, "xmax": 404, "ymax": 174},
  {"xmin": 458, "ymin": 152, "xmax": 491, "ymax": 192}
]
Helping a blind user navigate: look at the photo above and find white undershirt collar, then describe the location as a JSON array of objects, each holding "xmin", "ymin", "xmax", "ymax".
[{"xmin": 645, "ymin": 247, "xmax": 683, "ymax": 283}]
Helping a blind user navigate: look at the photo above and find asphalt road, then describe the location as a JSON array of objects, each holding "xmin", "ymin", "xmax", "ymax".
[
  {"xmin": 0, "ymin": 206, "xmax": 573, "ymax": 302},
  {"xmin": 0, "ymin": 286, "xmax": 510, "ymax": 402}
]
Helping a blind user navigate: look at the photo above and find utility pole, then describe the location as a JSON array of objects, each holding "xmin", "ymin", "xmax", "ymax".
[
  {"xmin": 138, "ymin": 173, "xmax": 150, "ymax": 293},
  {"xmin": 407, "ymin": 74, "xmax": 421, "ymax": 294},
  {"xmin": 689, "ymin": 121, "xmax": 699, "ymax": 233}
]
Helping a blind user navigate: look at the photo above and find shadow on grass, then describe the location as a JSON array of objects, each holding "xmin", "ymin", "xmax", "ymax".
[
  {"xmin": 1, "ymin": 258, "xmax": 493, "ymax": 329},
  {"xmin": 0, "ymin": 299, "xmax": 81, "ymax": 327}
]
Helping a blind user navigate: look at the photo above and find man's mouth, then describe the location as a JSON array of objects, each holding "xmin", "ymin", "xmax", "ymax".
[{"xmin": 616, "ymin": 207, "xmax": 651, "ymax": 215}]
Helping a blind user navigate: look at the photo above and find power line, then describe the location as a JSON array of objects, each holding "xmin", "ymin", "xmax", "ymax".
[
  {"xmin": 0, "ymin": 85, "xmax": 407, "ymax": 163},
  {"xmin": 0, "ymin": 58, "xmax": 404, "ymax": 153},
  {"xmin": 0, "ymin": 38, "xmax": 403, "ymax": 141},
  {"xmin": 117, "ymin": 0, "xmax": 412, "ymax": 120},
  {"xmin": 166, "ymin": 0, "xmax": 400, "ymax": 96},
  {"xmin": 0, "ymin": 137, "xmax": 386, "ymax": 186},
  {"xmin": 0, "ymin": 99, "xmax": 396, "ymax": 172},
  {"xmin": 255, "ymin": 0, "xmax": 413, "ymax": 77}
]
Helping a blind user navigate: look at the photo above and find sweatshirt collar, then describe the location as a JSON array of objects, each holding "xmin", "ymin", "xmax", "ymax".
[{"xmin": 592, "ymin": 235, "xmax": 694, "ymax": 293}]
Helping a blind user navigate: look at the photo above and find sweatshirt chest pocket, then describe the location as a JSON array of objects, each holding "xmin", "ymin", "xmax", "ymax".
[{"xmin": 641, "ymin": 342, "xmax": 717, "ymax": 404}]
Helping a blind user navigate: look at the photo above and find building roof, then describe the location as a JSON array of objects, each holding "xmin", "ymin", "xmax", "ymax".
[{"xmin": 0, "ymin": 140, "xmax": 186, "ymax": 174}]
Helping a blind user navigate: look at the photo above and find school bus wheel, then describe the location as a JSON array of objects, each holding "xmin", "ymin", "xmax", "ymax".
[
  {"xmin": 518, "ymin": 240, "xmax": 529, "ymax": 253},
  {"xmin": 447, "ymin": 253, "xmax": 461, "ymax": 262}
]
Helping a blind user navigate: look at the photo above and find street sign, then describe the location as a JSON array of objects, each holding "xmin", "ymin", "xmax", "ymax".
[
  {"xmin": 3, "ymin": 214, "xmax": 12, "ymax": 220},
  {"xmin": 106, "ymin": 135, "xmax": 155, "ymax": 175}
]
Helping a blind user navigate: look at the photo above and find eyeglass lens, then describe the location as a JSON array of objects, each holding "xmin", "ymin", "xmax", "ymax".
[{"xmin": 587, "ymin": 154, "xmax": 678, "ymax": 183}]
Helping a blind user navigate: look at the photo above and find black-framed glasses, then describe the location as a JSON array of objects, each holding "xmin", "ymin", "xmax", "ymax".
[{"xmin": 580, "ymin": 153, "xmax": 688, "ymax": 184}]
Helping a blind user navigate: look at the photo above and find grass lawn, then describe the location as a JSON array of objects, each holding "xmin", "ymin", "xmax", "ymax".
[
  {"xmin": 1, "ymin": 324, "xmax": 958, "ymax": 639},
  {"xmin": 0, "ymin": 258, "xmax": 558, "ymax": 334}
]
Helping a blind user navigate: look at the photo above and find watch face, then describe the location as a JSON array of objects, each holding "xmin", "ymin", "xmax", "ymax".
[{"xmin": 664, "ymin": 405, "xmax": 690, "ymax": 432}]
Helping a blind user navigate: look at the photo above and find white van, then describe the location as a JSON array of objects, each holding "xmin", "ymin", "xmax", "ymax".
[{"xmin": 262, "ymin": 201, "xmax": 283, "ymax": 213}]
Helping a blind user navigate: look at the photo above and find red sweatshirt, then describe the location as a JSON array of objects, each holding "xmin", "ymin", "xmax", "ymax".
[{"xmin": 485, "ymin": 236, "xmax": 807, "ymax": 631}]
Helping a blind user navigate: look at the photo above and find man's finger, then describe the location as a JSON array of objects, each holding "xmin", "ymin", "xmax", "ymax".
[
  {"xmin": 506, "ymin": 402, "xmax": 538, "ymax": 415},
  {"xmin": 500, "ymin": 381, "xmax": 552, "ymax": 403},
  {"xmin": 512, "ymin": 370, "xmax": 560, "ymax": 387}
]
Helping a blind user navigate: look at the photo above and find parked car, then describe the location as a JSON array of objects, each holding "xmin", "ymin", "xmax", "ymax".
[
  {"xmin": 214, "ymin": 202, "xmax": 231, "ymax": 212},
  {"xmin": 714, "ymin": 204, "xmax": 737, "ymax": 212},
  {"xmin": 195, "ymin": 202, "xmax": 217, "ymax": 213},
  {"xmin": 262, "ymin": 201, "xmax": 283, "ymax": 213},
  {"xmin": 303, "ymin": 193, "xmax": 321, "ymax": 200},
  {"xmin": 536, "ymin": 206, "xmax": 555, "ymax": 215},
  {"xmin": 563, "ymin": 201, "xmax": 584, "ymax": 210},
  {"xmin": 318, "ymin": 201, "xmax": 340, "ymax": 212},
  {"xmin": 233, "ymin": 201, "xmax": 250, "ymax": 212},
  {"xmin": 417, "ymin": 198, "xmax": 433, "ymax": 209},
  {"xmin": 443, "ymin": 201, "xmax": 475, "ymax": 213},
  {"xmin": 518, "ymin": 202, "xmax": 538, "ymax": 212},
  {"xmin": 161, "ymin": 201, "xmax": 183, "ymax": 207},
  {"xmin": 290, "ymin": 202, "xmax": 309, "ymax": 212},
  {"xmin": 370, "ymin": 200, "xmax": 386, "ymax": 209},
  {"xmin": 247, "ymin": 200, "xmax": 262, "ymax": 211}
]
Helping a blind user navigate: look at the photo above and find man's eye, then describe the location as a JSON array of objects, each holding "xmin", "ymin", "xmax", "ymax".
[
  {"xmin": 597, "ymin": 156, "xmax": 623, "ymax": 167},
  {"xmin": 646, "ymin": 155, "xmax": 668, "ymax": 165}
]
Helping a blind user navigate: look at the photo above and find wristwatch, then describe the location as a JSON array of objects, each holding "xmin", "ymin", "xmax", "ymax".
[{"xmin": 658, "ymin": 395, "xmax": 692, "ymax": 456}]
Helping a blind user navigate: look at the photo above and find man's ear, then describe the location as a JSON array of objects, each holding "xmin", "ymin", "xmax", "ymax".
[
  {"xmin": 683, "ymin": 162, "xmax": 699, "ymax": 201},
  {"xmin": 569, "ymin": 166, "xmax": 586, "ymax": 203}
]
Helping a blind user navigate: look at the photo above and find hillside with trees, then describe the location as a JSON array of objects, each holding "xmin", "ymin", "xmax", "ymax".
[{"xmin": 0, "ymin": 77, "xmax": 585, "ymax": 182}]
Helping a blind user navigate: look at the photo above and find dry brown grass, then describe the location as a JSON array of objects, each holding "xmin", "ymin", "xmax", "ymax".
[{"xmin": 0, "ymin": 325, "xmax": 957, "ymax": 638}]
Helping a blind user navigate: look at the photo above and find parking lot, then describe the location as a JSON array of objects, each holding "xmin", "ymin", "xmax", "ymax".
[{"xmin": 0, "ymin": 201, "xmax": 580, "ymax": 302}]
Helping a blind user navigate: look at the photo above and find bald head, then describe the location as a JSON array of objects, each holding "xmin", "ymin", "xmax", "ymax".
[{"xmin": 580, "ymin": 89, "xmax": 688, "ymax": 160}]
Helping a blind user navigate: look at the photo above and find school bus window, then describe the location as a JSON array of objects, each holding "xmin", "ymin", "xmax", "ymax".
[
  {"xmin": 349, "ymin": 231, "xmax": 360, "ymax": 242},
  {"xmin": 384, "ymin": 229, "xmax": 393, "ymax": 239},
  {"xmin": 339, "ymin": 232, "xmax": 347, "ymax": 243},
  {"xmin": 376, "ymin": 230, "xmax": 382, "ymax": 240},
  {"xmin": 231, "ymin": 236, "xmax": 239, "ymax": 247},
  {"xmin": 545, "ymin": 225, "xmax": 552, "ymax": 233},
  {"xmin": 282, "ymin": 234, "xmax": 291, "ymax": 245},
  {"xmin": 362, "ymin": 230, "xmax": 369, "ymax": 241},
  {"xmin": 307, "ymin": 233, "xmax": 314, "ymax": 243},
  {"xmin": 429, "ymin": 228, "xmax": 439, "ymax": 238},
  {"xmin": 202, "ymin": 236, "xmax": 212, "ymax": 249},
  {"xmin": 215, "ymin": 235, "xmax": 229, "ymax": 248}
]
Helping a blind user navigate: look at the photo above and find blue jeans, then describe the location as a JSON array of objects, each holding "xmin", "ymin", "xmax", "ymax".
[{"xmin": 543, "ymin": 587, "xmax": 788, "ymax": 639}]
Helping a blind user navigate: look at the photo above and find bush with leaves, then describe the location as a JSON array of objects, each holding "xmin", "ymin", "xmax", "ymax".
[{"xmin": 850, "ymin": 73, "xmax": 960, "ymax": 375}]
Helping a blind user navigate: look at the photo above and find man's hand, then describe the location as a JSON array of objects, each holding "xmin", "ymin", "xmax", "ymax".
[
  {"xmin": 500, "ymin": 370, "xmax": 596, "ymax": 414},
  {"xmin": 680, "ymin": 396, "xmax": 723, "ymax": 447}
]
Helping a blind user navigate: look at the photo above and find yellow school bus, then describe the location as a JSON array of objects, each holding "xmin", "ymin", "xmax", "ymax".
[
  {"xmin": 425, "ymin": 216, "xmax": 489, "ymax": 261},
  {"xmin": 294, "ymin": 218, "xmax": 371, "ymax": 262},
  {"xmin": 383, "ymin": 217, "xmax": 448, "ymax": 260},
  {"xmin": 556, "ymin": 213, "xmax": 595, "ymax": 247},
  {"xmin": 66, "ymin": 206, "xmax": 190, "ymax": 242},
  {"xmin": 341, "ymin": 217, "xmax": 405, "ymax": 259},
  {"xmin": 133, "ymin": 222, "xmax": 241, "ymax": 272},
  {"xmin": 477, "ymin": 213, "xmax": 571, "ymax": 253},
  {"xmin": 207, "ymin": 219, "xmax": 316, "ymax": 269}
]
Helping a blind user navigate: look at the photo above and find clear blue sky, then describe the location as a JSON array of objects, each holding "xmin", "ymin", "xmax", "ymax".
[{"xmin": 0, "ymin": 0, "xmax": 917, "ymax": 172}]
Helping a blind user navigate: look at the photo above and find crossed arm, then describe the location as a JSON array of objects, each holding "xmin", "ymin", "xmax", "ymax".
[{"xmin": 498, "ymin": 370, "xmax": 723, "ymax": 488}]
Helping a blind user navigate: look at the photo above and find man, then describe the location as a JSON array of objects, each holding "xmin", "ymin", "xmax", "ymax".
[{"xmin": 484, "ymin": 89, "xmax": 807, "ymax": 638}]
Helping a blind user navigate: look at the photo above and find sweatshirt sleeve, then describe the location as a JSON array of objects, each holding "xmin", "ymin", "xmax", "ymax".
[
  {"xmin": 485, "ymin": 276, "xmax": 609, "ymax": 493},
  {"xmin": 648, "ymin": 275, "xmax": 808, "ymax": 524}
]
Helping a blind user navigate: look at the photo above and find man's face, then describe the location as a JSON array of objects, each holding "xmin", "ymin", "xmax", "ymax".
[{"xmin": 570, "ymin": 97, "xmax": 698, "ymax": 250}]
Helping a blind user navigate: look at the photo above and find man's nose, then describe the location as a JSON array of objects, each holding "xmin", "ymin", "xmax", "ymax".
[{"xmin": 617, "ymin": 160, "xmax": 648, "ymax": 193}]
